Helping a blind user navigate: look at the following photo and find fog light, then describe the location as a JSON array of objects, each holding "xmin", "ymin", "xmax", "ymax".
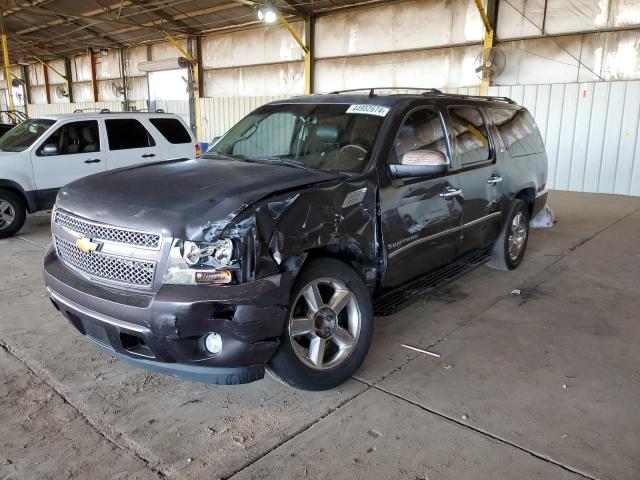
[{"xmin": 204, "ymin": 332, "xmax": 223, "ymax": 354}]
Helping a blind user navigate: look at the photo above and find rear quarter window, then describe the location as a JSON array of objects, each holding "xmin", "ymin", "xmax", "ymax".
[
  {"xmin": 149, "ymin": 118, "xmax": 192, "ymax": 144},
  {"xmin": 487, "ymin": 108, "xmax": 545, "ymax": 157}
]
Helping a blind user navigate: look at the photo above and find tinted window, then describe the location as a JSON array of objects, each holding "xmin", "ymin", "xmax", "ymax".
[
  {"xmin": 0, "ymin": 119, "xmax": 54, "ymax": 152},
  {"xmin": 448, "ymin": 106, "xmax": 490, "ymax": 165},
  {"xmin": 393, "ymin": 107, "xmax": 448, "ymax": 162},
  {"xmin": 487, "ymin": 108, "xmax": 545, "ymax": 157},
  {"xmin": 208, "ymin": 104, "xmax": 385, "ymax": 173},
  {"xmin": 39, "ymin": 120, "xmax": 100, "ymax": 155},
  {"xmin": 105, "ymin": 119, "xmax": 155, "ymax": 150},
  {"xmin": 149, "ymin": 118, "xmax": 192, "ymax": 144}
]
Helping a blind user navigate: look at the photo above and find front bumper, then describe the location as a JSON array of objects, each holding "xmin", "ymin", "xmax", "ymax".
[{"xmin": 43, "ymin": 246, "xmax": 292, "ymax": 385}]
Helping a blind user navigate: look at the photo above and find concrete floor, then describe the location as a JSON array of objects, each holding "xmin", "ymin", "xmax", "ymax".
[{"xmin": 1, "ymin": 190, "xmax": 639, "ymax": 480}]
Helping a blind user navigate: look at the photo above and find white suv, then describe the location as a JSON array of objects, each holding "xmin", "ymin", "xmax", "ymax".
[{"xmin": 0, "ymin": 111, "xmax": 199, "ymax": 238}]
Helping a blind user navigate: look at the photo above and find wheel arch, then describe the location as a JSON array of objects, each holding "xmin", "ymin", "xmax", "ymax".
[
  {"xmin": 0, "ymin": 180, "xmax": 32, "ymax": 212},
  {"xmin": 515, "ymin": 186, "xmax": 536, "ymax": 217},
  {"xmin": 297, "ymin": 243, "xmax": 375, "ymax": 292}
]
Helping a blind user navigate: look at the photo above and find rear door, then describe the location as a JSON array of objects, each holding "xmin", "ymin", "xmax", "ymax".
[
  {"xmin": 379, "ymin": 105, "xmax": 463, "ymax": 290},
  {"xmin": 148, "ymin": 117, "xmax": 196, "ymax": 158},
  {"xmin": 31, "ymin": 119, "xmax": 106, "ymax": 191},
  {"xmin": 104, "ymin": 118, "xmax": 162, "ymax": 170},
  {"xmin": 446, "ymin": 105, "xmax": 502, "ymax": 255}
]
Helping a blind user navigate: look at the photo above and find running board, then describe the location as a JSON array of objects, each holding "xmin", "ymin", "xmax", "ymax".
[{"xmin": 373, "ymin": 250, "xmax": 491, "ymax": 316}]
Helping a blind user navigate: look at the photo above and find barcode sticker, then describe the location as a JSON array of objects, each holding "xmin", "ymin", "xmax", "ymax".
[{"xmin": 346, "ymin": 104, "xmax": 390, "ymax": 117}]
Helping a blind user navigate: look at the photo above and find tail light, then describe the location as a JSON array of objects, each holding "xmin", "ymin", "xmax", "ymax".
[{"xmin": 195, "ymin": 143, "xmax": 201, "ymax": 156}]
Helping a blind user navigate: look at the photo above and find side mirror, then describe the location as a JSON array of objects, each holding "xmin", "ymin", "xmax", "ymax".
[
  {"xmin": 389, "ymin": 150, "xmax": 448, "ymax": 178},
  {"xmin": 41, "ymin": 144, "xmax": 59, "ymax": 156}
]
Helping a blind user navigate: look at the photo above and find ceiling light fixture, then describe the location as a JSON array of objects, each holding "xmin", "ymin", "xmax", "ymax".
[{"xmin": 257, "ymin": 3, "xmax": 278, "ymax": 23}]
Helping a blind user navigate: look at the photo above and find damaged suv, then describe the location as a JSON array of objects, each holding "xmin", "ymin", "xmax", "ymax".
[{"xmin": 44, "ymin": 89, "xmax": 548, "ymax": 390}]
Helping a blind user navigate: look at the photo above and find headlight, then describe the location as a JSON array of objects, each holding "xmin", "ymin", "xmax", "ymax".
[
  {"xmin": 164, "ymin": 239, "xmax": 239, "ymax": 285},
  {"xmin": 182, "ymin": 239, "xmax": 234, "ymax": 267}
]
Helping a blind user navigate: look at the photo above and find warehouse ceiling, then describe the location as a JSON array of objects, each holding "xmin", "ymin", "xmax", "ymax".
[{"xmin": 1, "ymin": 0, "xmax": 377, "ymax": 61}]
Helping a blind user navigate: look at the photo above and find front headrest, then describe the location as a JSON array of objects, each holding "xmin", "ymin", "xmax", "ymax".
[
  {"xmin": 316, "ymin": 124, "xmax": 339, "ymax": 142},
  {"xmin": 67, "ymin": 125, "xmax": 79, "ymax": 139},
  {"xmin": 82, "ymin": 127, "xmax": 94, "ymax": 142}
]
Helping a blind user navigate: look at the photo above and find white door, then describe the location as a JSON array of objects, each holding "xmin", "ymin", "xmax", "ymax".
[
  {"xmin": 104, "ymin": 118, "xmax": 162, "ymax": 170},
  {"xmin": 31, "ymin": 119, "xmax": 106, "ymax": 190}
]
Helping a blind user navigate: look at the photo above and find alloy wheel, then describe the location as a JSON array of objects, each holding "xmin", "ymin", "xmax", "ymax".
[
  {"xmin": 0, "ymin": 200, "xmax": 15, "ymax": 230},
  {"xmin": 508, "ymin": 211, "xmax": 527, "ymax": 261},
  {"xmin": 288, "ymin": 277, "xmax": 361, "ymax": 370}
]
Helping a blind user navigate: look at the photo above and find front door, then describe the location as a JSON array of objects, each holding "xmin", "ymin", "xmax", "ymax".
[
  {"xmin": 446, "ymin": 105, "xmax": 502, "ymax": 255},
  {"xmin": 31, "ymin": 119, "xmax": 106, "ymax": 193},
  {"xmin": 379, "ymin": 106, "xmax": 463, "ymax": 290}
]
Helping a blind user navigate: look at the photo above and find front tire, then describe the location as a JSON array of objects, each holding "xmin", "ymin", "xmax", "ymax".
[
  {"xmin": 0, "ymin": 189, "xmax": 26, "ymax": 239},
  {"xmin": 269, "ymin": 258, "xmax": 373, "ymax": 391},
  {"xmin": 487, "ymin": 198, "xmax": 530, "ymax": 271}
]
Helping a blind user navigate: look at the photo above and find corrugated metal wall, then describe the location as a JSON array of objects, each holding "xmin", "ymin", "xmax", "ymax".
[
  {"xmin": 486, "ymin": 81, "xmax": 640, "ymax": 196},
  {"xmin": 23, "ymin": 82, "xmax": 640, "ymax": 197},
  {"xmin": 199, "ymin": 96, "xmax": 286, "ymax": 141}
]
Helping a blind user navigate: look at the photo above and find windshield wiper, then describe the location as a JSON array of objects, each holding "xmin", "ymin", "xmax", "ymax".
[
  {"xmin": 202, "ymin": 151, "xmax": 239, "ymax": 162},
  {"xmin": 244, "ymin": 156, "xmax": 316, "ymax": 171}
]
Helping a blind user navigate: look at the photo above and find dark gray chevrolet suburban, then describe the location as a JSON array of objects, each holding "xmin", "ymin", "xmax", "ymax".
[{"xmin": 43, "ymin": 89, "xmax": 548, "ymax": 390}]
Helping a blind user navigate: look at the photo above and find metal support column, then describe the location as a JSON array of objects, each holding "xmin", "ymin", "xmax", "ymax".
[
  {"xmin": 119, "ymin": 48, "xmax": 129, "ymax": 110},
  {"xmin": 20, "ymin": 64, "xmax": 30, "ymax": 115},
  {"xmin": 64, "ymin": 57, "xmax": 74, "ymax": 103},
  {"xmin": 43, "ymin": 63, "xmax": 51, "ymax": 104},
  {"xmin": 164, "ymin": 31, "xmax": 201, "ymax": 140},
  {"xmin": 304, "ymin": 16, "xmax": 315, "ymax": 95},
  {"xmin": 0, "ymin": 9, "xmax": 14, "ymax": 110},
  {"xmin": 473, "ymin": 0, "xmax": 497, "ymax": 96},
  {"xmin": 279, "ymin": 16, "xmax": 311, "ymax": 95},
  {"xmin": 90, "ymin": 51, "xmax": 99, "ymax": 102}
]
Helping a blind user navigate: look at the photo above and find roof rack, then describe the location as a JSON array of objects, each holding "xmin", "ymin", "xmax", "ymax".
[
  {"xmin": 422, "ymin": 91, "xmax": 516, "ymax": 104},
  {"xmin": 328, "ymin": 87, "xmax": 443, "ymax": 97},
  {"xmin": 73, "ymin": 108, "xmax": 111, "ymax": 113}
]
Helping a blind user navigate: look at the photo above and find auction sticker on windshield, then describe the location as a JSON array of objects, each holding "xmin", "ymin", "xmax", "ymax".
[{"xmin": 346, "ymin": 104, "xmax": 390, "ymax": 117}]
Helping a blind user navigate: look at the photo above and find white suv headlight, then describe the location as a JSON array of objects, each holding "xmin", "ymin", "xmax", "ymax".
[{"xmin": 164, "ymin": 239, "xmax": 237, "ymax": 285}]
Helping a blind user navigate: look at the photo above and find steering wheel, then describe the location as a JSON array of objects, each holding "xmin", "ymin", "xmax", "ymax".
[{"xmin": 339, "ymin": 144, "xmax": 368, "ymax": 163}]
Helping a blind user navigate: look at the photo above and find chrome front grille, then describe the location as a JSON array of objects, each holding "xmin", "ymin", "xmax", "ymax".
[
  {"xmin": 55, "ymin": 210, "xmax": 161, "ymax": 249},
  {"xmin": 54, "ymin": 235, "xmax": 156, "ymax": 288}
]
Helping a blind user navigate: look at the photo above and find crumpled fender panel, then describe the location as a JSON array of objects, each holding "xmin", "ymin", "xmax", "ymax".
[{"xmin": 220, "ymin": 177, "xmax": 379, "ymax": 288}]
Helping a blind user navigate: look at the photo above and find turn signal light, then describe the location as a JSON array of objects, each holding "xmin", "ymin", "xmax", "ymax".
[
  {"xmin": 195, "ymin": 270, "xmax": 232, "ymax": 285},
  {"xmin": 195, "ymin": 143, "xmax": 201, "ymax": 157}
]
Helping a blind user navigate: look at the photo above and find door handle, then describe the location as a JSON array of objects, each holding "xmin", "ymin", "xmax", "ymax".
[
  {"xmin": 487, "ymin": 175, "xmax": 503, "ymax": 184},
  {"xmin": 141, "ymin": 153, "xmax": 156, "ymax": 158},
  {"xmin": 439, "ymin": 186, "xmax": 463, "ymax": 199},
  {"xmin": 84, "ymin": 158, "xmax": 101, "ymax": 164}
]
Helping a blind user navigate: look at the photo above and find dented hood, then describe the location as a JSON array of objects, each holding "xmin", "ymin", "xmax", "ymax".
[{"xmin": 56, "ymin": 157, "xmax": 341, "ymax": 239}]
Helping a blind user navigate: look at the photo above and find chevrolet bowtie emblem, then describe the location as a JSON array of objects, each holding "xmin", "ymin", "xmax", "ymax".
[{"xmin": 75, "ymin": 237, "xmax": 98, "ymax": 253}]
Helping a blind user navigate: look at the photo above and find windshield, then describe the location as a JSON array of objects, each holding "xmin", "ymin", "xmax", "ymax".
[
  {"xmin": 0, "ymin": 119, "xmax": 55, "ymax": 152},
  {"xmin": 205, "ymin": 103, "xmax": 386, "ymax": 173}
]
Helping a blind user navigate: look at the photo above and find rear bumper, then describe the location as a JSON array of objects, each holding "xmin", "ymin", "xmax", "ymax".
[
  {"xmin": 43, "ymin": 246, "xmax": 292, "ymax": 385},
  {"xmin": 532, "ymin": 189, "xmax": 548, "ymax": 218}
]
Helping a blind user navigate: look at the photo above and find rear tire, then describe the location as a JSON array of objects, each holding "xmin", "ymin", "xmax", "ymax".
[
  {"xmin": 0, "ymin": 189, "xmax": 26, "ymax": 239},
  {"xmin": 269, "ymin": 258, "xmax": 373, "ymax": 391},
  {"xmin": 487, "ymin": 199, "xmax": 529, "ymax": 271}
]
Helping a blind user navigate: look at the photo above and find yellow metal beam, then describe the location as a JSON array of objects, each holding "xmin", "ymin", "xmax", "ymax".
[
  {"xmin": 473, "ymin": 0, "xmax": 494, "ymax": 96},
  {"xmin": 278, "ymin": 15, "xmax": 311, "ymax": 95},
  {"xmin": 163, "ymin": 31, "xmax": 201, "ymax": 141},
  {"xmin": 0, "ymin": 10, "xmax": 14, "ymax": 110}
]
